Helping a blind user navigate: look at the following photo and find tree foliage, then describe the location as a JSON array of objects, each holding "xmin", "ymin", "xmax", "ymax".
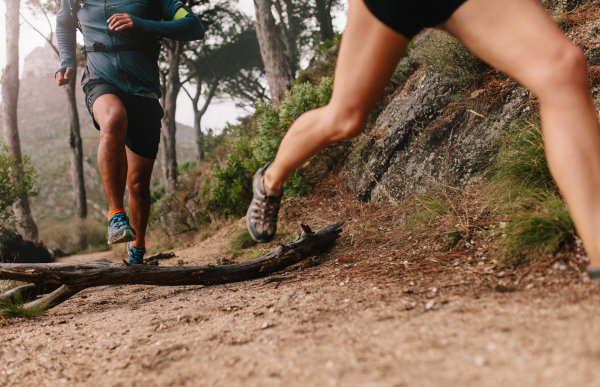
[
  {"xmin": 211, "ymin": 77, "xmax": 333, "ymax": 216},
  {"xmin": 0, "ymin": 145, "xmax": 38, "ymax": 231}
]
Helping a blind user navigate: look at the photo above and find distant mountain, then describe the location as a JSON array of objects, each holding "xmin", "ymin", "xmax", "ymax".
[{"xmin": 0, "ymin": 40, "xmax": 197, "ymax": 239}]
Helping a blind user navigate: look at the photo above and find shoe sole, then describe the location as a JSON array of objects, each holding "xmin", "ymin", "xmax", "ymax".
[{"xmin": 108, "ymin": 229, "xmax": 137, "ymax": 245}]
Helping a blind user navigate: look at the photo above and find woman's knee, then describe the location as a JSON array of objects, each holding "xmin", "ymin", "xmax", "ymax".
[
  {"xmin": 535, "ymin": 44, "xmax": 589, "ymax": 95},
  {"xmin": 326, "ymin": 106, "xmax": 368, "ymax": 141}
]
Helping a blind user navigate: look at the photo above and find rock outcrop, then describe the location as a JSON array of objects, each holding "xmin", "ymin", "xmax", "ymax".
[{"xmin": 341, "ymin": 68, "xmax": 532, "ymax": 204}]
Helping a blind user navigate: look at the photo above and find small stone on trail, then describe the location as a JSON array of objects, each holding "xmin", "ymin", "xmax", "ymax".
[
  {"xmin": 425, "ymin": 300, "xmax": 436, "ymax": 310},
  {"xmin": 474, "ymin": 355, "xmax": 487, "ymax": 366},
  {"xmin": 261, "ymin": 322, "xmax": 271, "ymax": 329}
]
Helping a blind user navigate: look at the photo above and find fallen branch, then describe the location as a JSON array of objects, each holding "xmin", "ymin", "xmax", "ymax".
[
  {"xmin": 0, "ymin": 222, "xmax": 344, "ymax": 315},
  {"xmin": 145, "ymin": 251, "xmax": 176, "ymax": 263}
]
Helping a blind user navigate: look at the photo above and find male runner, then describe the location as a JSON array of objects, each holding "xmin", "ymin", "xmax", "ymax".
[
  {"xmin": 55, "ymin": 0, "xmax": 204, "ymax": 264},
  {"xmin": 246, "ymin": 0, "xmax": 600, "ymax": 278}
]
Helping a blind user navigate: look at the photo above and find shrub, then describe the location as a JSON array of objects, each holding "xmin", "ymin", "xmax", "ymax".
[
  {"xmin": 152, "ymin": 164, "xmax": 213, "ymax": 235},
  {"xmin": 212, "ymin": 138, "xmax": 262, "ymax": 216},
  {"xmin": 212, "ymin": 77, "xmax": 334, "ymax": 216},
  {"xmin": 0, "ymin": 144, "xmax": 37, "ymax": 233},
  {"xmin": 295, "ymin": 33, "xmax": 341, "ymax": 86},
  {"xmin": 422, "ymin": 32, "xmax": 486, "ymax": 87}
]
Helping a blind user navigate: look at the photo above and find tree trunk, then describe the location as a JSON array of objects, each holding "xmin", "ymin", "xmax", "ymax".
[
  {"xmin": 194, "ymin": 111, "xmax": 204, "ymax": 162},
  {"xmin": 254, "ymin": 0, "xmax": 291, "ymax": 105},
  {"xmin": 160, "ymin": 40, "xmax": 183, "ymax": 192},
  {"xmin": 0, "ymin": 222, "xmax": 344, "ymax": 315},
  {"xmin": 315, "ymin": 0, "xmax": 334, "ymax": 42},
  {"xmin": 1, "ymin": 0, "xmax": 39, "ymax": 241},
  {"xmin": 65, "ymin": 61, "xmax": 87, "ymax": 219}
]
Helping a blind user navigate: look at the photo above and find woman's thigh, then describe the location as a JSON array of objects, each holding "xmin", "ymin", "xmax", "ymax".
[
  {"xmin": 328, "ymin": 0, "xmax": 409, "ymax": 119},
  {"xmin": 439, "ymin": 0, "xmax": 584, "ymax": 96}
]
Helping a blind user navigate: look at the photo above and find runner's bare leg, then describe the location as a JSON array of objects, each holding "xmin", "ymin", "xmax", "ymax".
[
  {"xmin": 95, "ymin": 95, "xmax": 154, "ymax": 247},
  {"xmin": 264, "ymin": 0, "xmax": 600, "ymax": 267},
  {"xmin": 125, "ymin": 148, "xmax": 154, "ymax": 248},
  {"xmin": 440, "ymin": 0, "xmax": 600, "ymax": 267},
  {"xmin": 94, "ymin": 95, "xmax": 128, "ymax": 211},
  {"xmin": 263, "ymin": 0, "xmax": 408, "ymax": 191}
]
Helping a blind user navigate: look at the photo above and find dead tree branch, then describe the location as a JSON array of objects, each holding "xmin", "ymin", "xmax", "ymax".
[{"xmin": 0, "ymin": 222, "xmax": 344, "ymax": 315}]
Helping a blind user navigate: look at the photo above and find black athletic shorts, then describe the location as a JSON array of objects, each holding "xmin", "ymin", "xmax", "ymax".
[
  {"xmin": 363, "ymin": 0, "xmax": 469, "ymax": 39},
  {"xmin": 84, "ymin": 80, "xmax": 164, "ymax": 159}
]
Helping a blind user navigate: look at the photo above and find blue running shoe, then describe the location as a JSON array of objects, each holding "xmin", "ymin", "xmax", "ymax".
[
  {"xmin": 107, "ymin": 212, "xmax": 137, "ymax": 244},
  {"xmin": 125, "ymin": 242, "xmax": 146, "ymax": 265}
]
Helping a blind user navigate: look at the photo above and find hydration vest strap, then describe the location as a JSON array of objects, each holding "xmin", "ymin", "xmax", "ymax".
[{"xmin": 82, "ymin": 42, "xmax": 157, "ymax": 54}]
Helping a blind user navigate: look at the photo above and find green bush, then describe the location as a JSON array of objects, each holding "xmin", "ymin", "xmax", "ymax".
[
  {"xmin": 0, "ymin": 144, "xmax": 37, "ymax": 232},
  {"xmin": 212, "ymin": 138, "xmax": 262, "ymax": 216},
  {"xmin": 153, "ymin": 165, "xmax": 213, "ymax": 234},
  {"xmin": 211, "ymin": 77, "xmax": 334, "ymax": 216},
  {"xmin": 295, "ymin": 33, "xmax": 341, "ymax": 86},
  {"xmin": 422, "ymin": 32, "xmax": 486, "ymax": 87}
]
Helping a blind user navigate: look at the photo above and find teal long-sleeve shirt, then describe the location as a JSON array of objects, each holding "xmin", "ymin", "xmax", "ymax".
[{"xmin": 56, "ymin": 0, "xmax": 204, "ymax": 97}]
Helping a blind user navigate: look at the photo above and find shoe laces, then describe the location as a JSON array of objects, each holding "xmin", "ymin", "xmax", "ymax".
[{"xmin": 109, "ymin": 212, "xmax": 129, "ymax": 229}]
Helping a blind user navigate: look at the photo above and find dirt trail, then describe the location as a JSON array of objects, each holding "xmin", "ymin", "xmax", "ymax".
[{"xmin": 2, "ymin": 179, "xmax": 600, "ymax": 386}]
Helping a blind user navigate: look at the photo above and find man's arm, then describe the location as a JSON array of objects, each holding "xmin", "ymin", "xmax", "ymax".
[
  {"xmin": 55, "ymin": 0, "xmax": 77, "ymax": 86},
  {"xmin": 107, "ymin": 4, "xmax": 205, "ymax": 41}
]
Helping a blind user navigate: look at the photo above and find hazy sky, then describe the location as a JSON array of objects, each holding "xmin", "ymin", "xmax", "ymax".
[{"xmin": 0, "ymin": 0, "xmax": 346, "ymax": 130}]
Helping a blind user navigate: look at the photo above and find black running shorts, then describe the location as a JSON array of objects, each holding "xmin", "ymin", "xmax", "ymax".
[
  {"xmin": 363, "ymin": 0, "xmax": 469, "ymax": 39},
  {"xmin": 84, "ymin": 80, "xmax": 164, "ymax": 159}
]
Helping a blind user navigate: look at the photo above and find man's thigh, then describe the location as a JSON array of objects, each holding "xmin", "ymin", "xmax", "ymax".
[{"xmin": 92, "ymin": 94, "xmax": 128, "ymax": 133}]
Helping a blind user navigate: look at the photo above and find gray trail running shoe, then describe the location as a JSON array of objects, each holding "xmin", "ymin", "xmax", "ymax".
[
  {"xmin": 107, "ymin": 212, "xmax": 137, "ymax": 244},
  {"xmin": 124, "ymin": 242, "xmax": 146, "ymax": 265},
  {"xmin": 246, "ymin": 162, "xmax": 283, "ymax": 243}
]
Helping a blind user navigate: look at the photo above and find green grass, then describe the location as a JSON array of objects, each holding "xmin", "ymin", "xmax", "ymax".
[
  {"xmin": 488, "ymin": 119, "xmax": 576, "ymax": 267},
  {"xmin": 492, "ymin": 120, "xmax": 554, "ymax": 194},
  {"xmin": 422, "ymin": 31, "xmax": 486, "ymax": 87},
  {"xmin": 229, "ymin": 228, "xmax": 256, "ymax": 255},
  {"xmin": 499, "ymin": 192, "xmax": 574, "ymax": 268},
  {"xmin": 0, "ymin": 292, "xmax": 44, "ymax": 319}
]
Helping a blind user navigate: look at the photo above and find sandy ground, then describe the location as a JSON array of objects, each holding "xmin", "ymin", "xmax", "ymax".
[{"xmin": 1, "ymin": 214, "xmax": 600, "ymax": 387}]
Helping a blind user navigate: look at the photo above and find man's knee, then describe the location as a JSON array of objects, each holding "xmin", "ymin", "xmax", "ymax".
[
  {"xmin": 127, "ymin": 174, "xmax": 150, "ymax": 197},
  {"xmin": 95, "ymin": 99, "xmax": 128, "ymax": 141}
]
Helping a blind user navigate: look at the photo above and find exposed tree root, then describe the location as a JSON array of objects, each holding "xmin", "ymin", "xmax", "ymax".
[{"xmin": 0, "ymin": 222, "xmax": 344, "ymax": 316}]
